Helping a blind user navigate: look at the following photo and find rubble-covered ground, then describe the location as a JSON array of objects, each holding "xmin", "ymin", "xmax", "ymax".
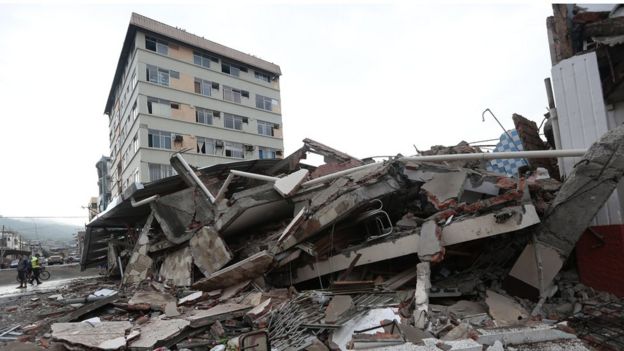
[{"xmin": 6, "ymin": 116, "xmax": 624, "ymax": 350}]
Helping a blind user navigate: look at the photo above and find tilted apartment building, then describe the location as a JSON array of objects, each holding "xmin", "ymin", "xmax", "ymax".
[{"xmin": 104, "ymin": 13, "xmax": 283, "ymax": 199}]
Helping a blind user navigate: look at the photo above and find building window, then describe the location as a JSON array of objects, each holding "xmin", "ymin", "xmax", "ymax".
[
  {"xmin": 257, "ymin": 121, "xmax": 275, "ymax": 136},
  {"xmin": 224, "ymin": 113, "xmax": 245, "ymax": 130},
  {"xmin": 148, "ymin": 129, "xmax": 172, "ymax": 149},
  {"xmin": 148, "ymin": 163, "xmax": 175, "ymax": 182},
  {"xmin": 193, "ymin": 52, "xmax": 214, "ymax": 68},
  {"xmin": 194, "ymin": 78, "xmax": 217, "ymax": 96},
  {"xmin": 196, "ymin": 137, "xmax": 216, "ymax": 155},
  {"xmin": 224, "ymin": 141, "xmax": 244, "ymax": 158},
  {"xmin": 147, "ymin": 97, "xmax": 179, "ymax": 117},
  {"xmin": 131, "ymin": 102, "xmax": 138, "ymax": 120},
  {"xmin": 223, "ymin": 86, "xmax": 248, "ymax": 104},
  {"xmin": 196, "ymin": 107, "xmax": 214, "ymax": 125},
  {"xmin": 133, "ymin": 134, "xmax": 139, "ymax": 153},
  {"xmin": 258, "ymin": 147, "xmax": 277, "ymax": 159},
  {"xmin": 146, "ymin": 36, "xmax": 168, "ymax": 55},
  {"xmin": 133, "ymin": 168, "xmax": 140, "ymax": 183},
  {"xmin": 131, "ymin": 70, "xmax": 137, "ymax": 90},
  {"xmin": 256, "ymin": 95, "xmax": 279, "ymax": 111},
  {"xmin": 146, "ymin": 65, "xmax": 170, "ymax": 86},
  {"xmin": 221, "ymin": 62, "xmax": 247, "ymax": 76},
  {"xmin": 254, "ymin": 71, "xmax": 271, "ymax": 83}
]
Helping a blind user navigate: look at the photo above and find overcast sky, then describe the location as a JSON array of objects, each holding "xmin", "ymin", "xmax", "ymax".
[{"xmin": 0, "ymin": 1, "xmax": 554, "ymax": 226}]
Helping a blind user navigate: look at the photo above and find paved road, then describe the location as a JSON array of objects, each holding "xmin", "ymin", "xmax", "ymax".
[{"xmin": 0, "ymin": 264, "xmax": 100, "ymax": 298}]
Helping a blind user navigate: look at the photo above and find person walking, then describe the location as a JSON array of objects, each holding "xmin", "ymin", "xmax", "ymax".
[
  {"xmin": 29, "ymin": 253, "xmax": 42, "ymax": 285},
  {"xmin": 16, "ymin": 254, "xmax": 28, "ymax": 288}
]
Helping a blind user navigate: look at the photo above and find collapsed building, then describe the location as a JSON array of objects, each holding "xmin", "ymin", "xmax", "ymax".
[{"xmin": 52, "ymin": 113, "xmax": 622, "ymax": 350}]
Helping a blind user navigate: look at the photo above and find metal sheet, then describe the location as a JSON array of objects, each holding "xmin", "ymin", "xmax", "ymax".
[{"xmin": 551, "ymin": 51, "xmax": 624, "ymax": 225}]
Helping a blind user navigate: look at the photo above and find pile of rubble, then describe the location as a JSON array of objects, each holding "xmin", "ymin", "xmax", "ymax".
[{"xmin": 25, "ymin": 123, "xmax": 623, "ymax": 350}]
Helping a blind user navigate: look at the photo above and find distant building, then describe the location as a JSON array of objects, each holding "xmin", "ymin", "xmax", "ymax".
[
  {"xmin": 96, "ymin": 156, "xmax": 112, "ymax": 212},
  {"xmin": 87, "ymin": 197, "xmax": 99, "ymax": 221},
  {"xmin": 0, "ymin": 229, "xmax": 25, "ymax": 250},
  {"xmin": 104, "ymin": 13, "xmax": 284, "ymax": 198}
]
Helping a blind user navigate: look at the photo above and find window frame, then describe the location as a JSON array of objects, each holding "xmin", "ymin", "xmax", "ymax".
[
  {"xmin": 255, "ymin": 94, "xmax": 278, "ymax": 111},
  {"xmin": 223, "ymin": 86, "xmax": 242, "ymax": 103},
  {"xmin": 196, "ymin": 136, "xmax": 216, "ymax": 155},
  {"xmin": 257, "ymin": 120, "xmax": 274, "ymax": 136},
  {"xmin": 196, "ymin": 107, "xmax": 214, "ymax": 125},
  {"xmin": 146, "ymin": 36, "xmax": 169, "ymax": 55},
  {"xmin": 224, "ymin": 141, "xmax": 244, "ymax": 158},
  {"xmin": 147, "ymin": 129, "xmax": 172, "ymax": 150},
  {"xmin": 194, "ymin": 78, "xmax": 213, "ymax": 96},
  {"xmin": 254, "ymin": 71, "xmax": 271, "ymax": 83},
  {"xmin": 224, "ymin": 113, "xmax": 244, "ymax": 130}
]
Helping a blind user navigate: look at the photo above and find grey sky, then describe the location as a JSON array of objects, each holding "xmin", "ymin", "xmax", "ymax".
[{"xmin": 0, "ymin": 2, "xmax": 553, "ymax": 226}]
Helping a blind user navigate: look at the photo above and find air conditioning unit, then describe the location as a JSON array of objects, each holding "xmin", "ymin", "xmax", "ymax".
[
  {"xmin": 174, "ymin": 135, "xmax": 183, "ymax": 142},
  {"xmin": 276, "ymin": 150, "xmax": 283, "ymax": 156},
  {"xmin": 215, "ymin": 140, "xmax": 224, "ymax": 148},
  {"xmin": 245, "ymin": 145, "xmax": 255, "ymax": 152}
]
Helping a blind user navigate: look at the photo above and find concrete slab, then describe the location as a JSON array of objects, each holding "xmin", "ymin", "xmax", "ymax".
[
  {"xmin": 51, "ymin": 321, "xmax": 132, "ymax": 350},
  {"xmin": 325, "ymin": 295, "xmax": 353, "ymax": 324},
  {"xmin": 189, "ymin": 226, "xmax": 232, "ymax": 277},
  {"xmin": 192, "ymin": 251, "xmax": 274, "ymax": 291},
  {"xmin": 159, "ymin": 246, "xmax": 193, "ymax": 286},
  {"xmin": 485, "ymin": 290, "xmax": 529, "ymax": 326},
  {"xmin": 285, "ymin": 231, "xmax": 419, "ymax": 284},
  {"xmin": 128, "ymin": 291, "xmax": 176, "ymax": 311},
  {"xmin": 442, "ymin": 205, "xmax": 540, "ymax": 246},
  {"xmin": 185, "ymin": 303, "xmax": 252, "ymax": 327},
  {"xmin": 477, "ymin": 324, "xmax": 577, "ymax": 345},
  {"xmin": 274, "ymin": 169, "xmax": 309, "ymax": 197},
  {"xmin": 421, "ymin": 170, "xmax": 467, "ymax": 204},
  {"xmin": 129, "ymin": 317, "xmax": 190, "ymax": 350}
]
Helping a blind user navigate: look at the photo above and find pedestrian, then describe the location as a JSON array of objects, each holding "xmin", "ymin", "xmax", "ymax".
[
  {"xmin": 29, "ymin": 253, "xmax": 42, "ymax": 285},
  {"xmin": 16, "ymin": 254, "xmax": 28, "ymax": 289}
]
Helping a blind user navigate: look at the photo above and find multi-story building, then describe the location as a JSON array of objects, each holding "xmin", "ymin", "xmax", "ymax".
[
  {"xmin": 104, "ymin": 13, "xmax": 284, "ymax": 198},
  {"xmin": 95, "ymin": 156, "xmax": 112, "ymax": 211}
]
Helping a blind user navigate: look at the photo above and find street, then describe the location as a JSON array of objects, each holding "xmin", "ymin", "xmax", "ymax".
[{"xmin": 0, "ymin": 264, "xmax": 100, "ymax": 299}]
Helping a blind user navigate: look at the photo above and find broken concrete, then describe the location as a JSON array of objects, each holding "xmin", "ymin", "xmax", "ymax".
[
  {"xmin": 507, "ymin": 124, "xmax": 624, "ymax": 299},
  {"xmin": 159, "ymin": 246, "xmax": 193, "ymax": 286},
  {"xmin": 51, "ymin": 321, "xmax": 132, "ymax": 350},
  {"xmin": 485, "ymin": 290, "xmax": 529, "ymax": 326},
  {"xmin": 418, "ymin": 220, "xmax": 444, "ymax": 262},
  {"xmin": 193, "ymin": 251, "xmax": 274, "ymax": 290},
  {"xmin": 189, "ymin": 226, "xmax": 232, "ymax": 277},
  {"xmin": 123, "ymin": 213, "xmax": 154, "ymax": 286},
  {"xmin": 185, "ymin": 303, "xmax": 252, "ymax": 327},
  {"xmin": 274, "ymin": 169, "xmax": 309, "ymax": 197},
  {"xmin": 128, "ymin": 291, "xmax": 176, "ymax": 311},
  {"xmin": 325, "ymin": 295, "xmax": 353, "ymax": 324},
  {"xmin": 129, "ymin": 317, "xmax": 190, "ymax": 350},
  {"xmin": 414, "ymin": 262, "xmax": 431, "ymax": 329}
]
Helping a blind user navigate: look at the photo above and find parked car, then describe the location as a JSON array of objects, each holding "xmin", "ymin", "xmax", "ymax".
[
  {"xmin": 47, "ymin": 255, "xmax": 63, "ymax": 265},
  {"xmin": 9, "ymin": 259, "xmax": 19, "ymax": 268}
]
